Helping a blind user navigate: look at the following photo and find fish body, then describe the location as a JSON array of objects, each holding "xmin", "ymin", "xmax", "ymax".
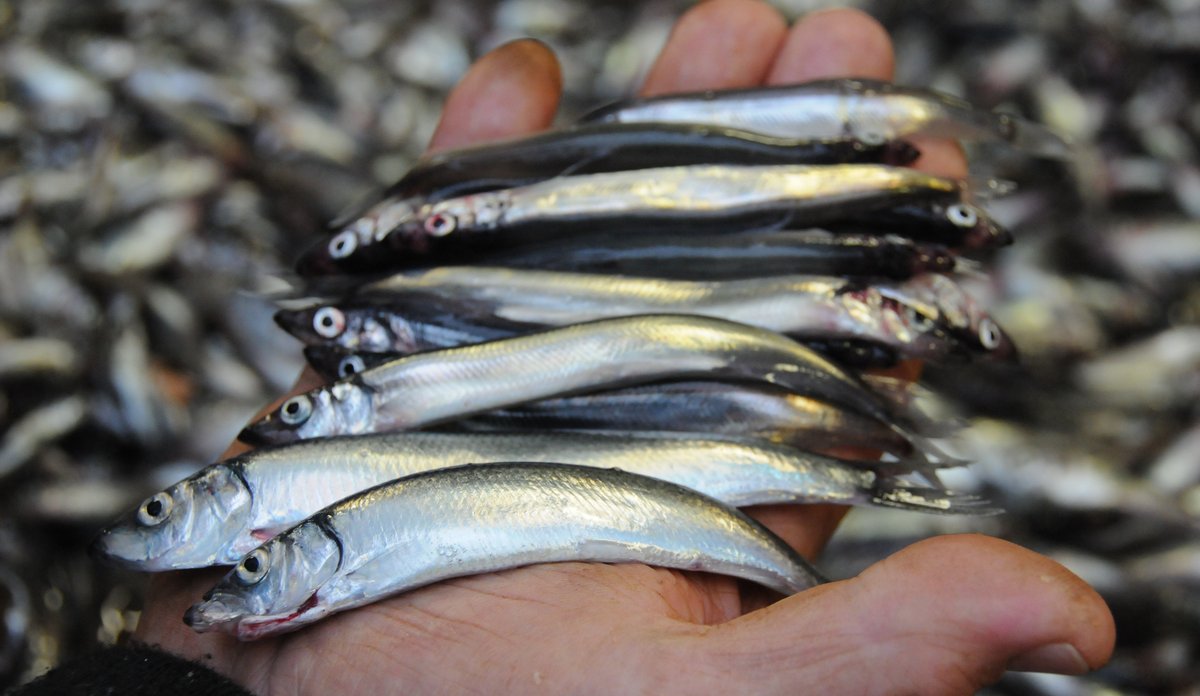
[
  {"xmin": 92, "ymin": 430, "xmax": 991, "ymax": 571},
  {"xmin": 297, "ymin": 124, "xmax": 920, "ymax": 275},
  {"xmin": 465, "ymin": 379, "xmax": 959, "ymax": 452},
  {"xmin": 582, "ymin": 78, "xmax": 1072, "ymax": 159},
  {"xmin": 238, "ymin": 315, "xmax": 924, "ymax": 449},
  {"xmin": 353, "ymin": 268, "xmax": 1015, "ymax": 363},
  {"xmin": 485, "ymin": 230, "xmax": 958, "ymax": 280},
  {"xmin": 184, "ymin": 463, "xmax": 826, "ymax": 639},
  {"xmin": 375, "ymin": 164, "xmax": 1001, "ymax": 266}
]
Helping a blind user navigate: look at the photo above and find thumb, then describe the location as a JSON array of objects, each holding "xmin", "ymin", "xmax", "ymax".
[{"xmin": 680, "ymin": 534, "xmax": 1115, "ymax": 696}]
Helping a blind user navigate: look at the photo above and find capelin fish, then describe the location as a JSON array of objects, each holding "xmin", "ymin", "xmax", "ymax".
[
  {"xmin": 184, "ymin": 463, "xmax": 826, "ymax": 639},
  {"xmin": 296, "ymin": 123, "xmax": 921, "ymax": 275},
  {"xmin": 92, "ymin": 430, "xmax": 992, "ymax": 571},
  {"xmin": 370, "ymin": 165, "xmax": 1002, "ymax": 267},
  {"xmin": 238, "ymin": 314, "xmax": 933, "ymax": 454},
  {"xmin": 581, "ymin": 78, "xmax": 1072, "ymax": 159},
  {"xmin": 485, "ymin": 230, "xmax": 959, "ymax": 280},
  {"xmin": 355, "ymin": 268, "xmax": 1014, "ymax": 363},
  {"xmin": 302, "ymin": 353, "xmax": 955, "ymax": 446}
]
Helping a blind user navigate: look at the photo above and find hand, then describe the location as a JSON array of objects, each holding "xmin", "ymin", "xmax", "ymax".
[{"xmin": 133, "ymin": 3, "xmax": 1115, "ymax": 693}]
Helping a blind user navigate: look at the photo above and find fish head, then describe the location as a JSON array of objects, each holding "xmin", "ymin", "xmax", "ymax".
[
  {"xmin": 274, "ymin": 305, "xmax": 348, "ymax": 345},
  {"xmin": 940, "ymin": 202, "xmax": 1013, "ymax": 249},
  {"xmin": 295, "ymin": 198, "xmax": 418, "ymax": 275},
  {"xmin": 93, "ymin": 465, "xmax": 252, "ymax": 570},
  {"xmin": 279, "ymin": 304, "xmax": 416, "ymax": 354},
  {"xmin": 239, "ymin": 385, "xmax": 372, "ymax": 446},
  {"xmin": 897, "ymin": 274, "xmax": 1018, "ymax": 363},
  {"xmin": 185, "ymin": 520, "xmax": 343, "ymax": 640},
  {"xmin": 303, "ymin": 346, "xmax": 393, "ymax": 382}
]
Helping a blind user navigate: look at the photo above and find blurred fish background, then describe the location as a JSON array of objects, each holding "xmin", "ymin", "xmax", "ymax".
[{"xmin": 1, "ymin": 0, "xmax": 1198, "ymax": 692}]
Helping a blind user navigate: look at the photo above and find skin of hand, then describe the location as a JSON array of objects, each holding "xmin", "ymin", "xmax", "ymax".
[{"xmin": 132, "ymin": 3, "xmax": 1116, "ymax": 694}]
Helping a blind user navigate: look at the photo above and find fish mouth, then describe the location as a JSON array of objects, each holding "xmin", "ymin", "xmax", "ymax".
[
  {"xmin": 273, "ymin": 309, "xmax": 318, "ymax": 343},
  {"xmin": 232, "ymin": 593, "xmax": 322, "ymax": 641},
  {"xmin": 90, "ymin": 528, "xmax": 168, "ymax": 571},
  {"xmin": 237, "ymin": 419, "xmax": 285, "ymax": 446},
  {"xmin": 294, "ymin": 239, "xmax": 340, "ymax": 277},
  {"xmin": 184, "ymin": 592, "xmax": 321, "ymax": 638}
]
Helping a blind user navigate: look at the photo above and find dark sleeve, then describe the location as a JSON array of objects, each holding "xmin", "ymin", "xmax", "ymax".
[{"xmin": 9, "ymin": 645, "xmax": 252, "ymax": 696}]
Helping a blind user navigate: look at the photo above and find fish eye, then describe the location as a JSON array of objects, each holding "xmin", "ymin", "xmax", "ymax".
[
  {"xmin": 905, "ymin": 306, "xmax": 934, "ymax": 331},
  {"xmin": 978, "ymin": 318, "xmax": 1003, "ymax": 350},
  {"xmin": 235, "ymin": 548, "xmax": 270, "ymax": 586},
  {"xmin": 328, "ymin": 230, "xmax": 357, "ymax": 259},
  {"xmin": 946, "ymin": 203, "xmax": 979, "ymax": 228},
  {"xmin": 858, "ymin": 130, "xmax": 886, "ymax": 146},
  {"xmin": 313, "ymin": 307, "xmax": 346, "ymax": 339},
  {"xmin": 279, "ymin": 396, "xmax": 313, "ymax": 425},
  {"xmin": 137, "ymin": 492, "xmax": 173, "ymax": 527},
  {"xmin": 424, "ymin": 213, "xmax": 456, "ymax": 237},
  {"xmin": 338, "ymin": 355, "xmax": 366, "ymax": 378}
]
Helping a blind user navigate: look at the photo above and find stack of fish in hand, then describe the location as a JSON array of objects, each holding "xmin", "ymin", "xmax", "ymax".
[{"xmin": 94, "ymin": 78, "xmax": 1069, "ymax": 639}]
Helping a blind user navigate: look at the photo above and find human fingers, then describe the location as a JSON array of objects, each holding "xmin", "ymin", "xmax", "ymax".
[
  {"xmin": 766, "ymin": 8, "xmax": 894, "ymax": 83},
  {"xmin": 674, "ymin": 535, "xmax": 1115, "ymax": 695},
  {"xmin": 639, "ymin": 0, "xmax": 788, "ymax": 96},
  {"xmin": 426, "ymin": 38, "xmax": 562, "ymax": 153}
]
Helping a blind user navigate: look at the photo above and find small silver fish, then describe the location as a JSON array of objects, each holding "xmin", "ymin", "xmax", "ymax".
[
  {"xmin": 582, "ymin": 78, "xmax": 1072, "ymax": 159},
  {"xmin": 357, "ymin": 267, "xmax": 1016, "ymax": 362},
  {"xmin": 184, "ymin": 463, "xmax": 826, "ymax": 639},
  {"xmin": 92, "ymin": 430, "xmax": 992, "ymax": 571},
  {"xmin": 238, "ymin": 315, "xmax": 934, "ymax": 456},
  {"xmin": 407, "ymin": 164, "xmax": 992, "ymax": 245}
]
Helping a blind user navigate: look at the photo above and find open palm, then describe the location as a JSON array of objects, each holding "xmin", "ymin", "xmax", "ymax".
[{"xmin": 133, "ymin": 4, "xmax": 1114, "ymax": 694}]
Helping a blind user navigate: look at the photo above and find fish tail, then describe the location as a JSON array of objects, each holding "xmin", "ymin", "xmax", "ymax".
[
  {"xmin": 886, "ymin": 422, "xmax": 972, "ymax": 469},
  {"xmin": 995, "ymin": 112, "xmax": 1074, "ymax": 160},
  {"xmin": 868, "ymin": 474, "xmax": 1002, "ymax": 516}
]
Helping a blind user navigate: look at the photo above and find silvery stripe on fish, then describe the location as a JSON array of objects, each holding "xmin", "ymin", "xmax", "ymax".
[
  {"xmin": 93, "ymin": 430, "xmax": 993, "ymax": 570},
  {"xmin": 356, "ymin": 268, "xmax": 1015, "ymax": 362},
  {"xmin": 413, "ymin": 164, "xmax": 961, "ymax": 237},
  {"xmin": 581, "ymin": 78, "xmax": 1072, "ymax": 159},
  {"xmin": 184, "ymin": 463, "xmax": 826, "ymax": 639},
  {"xmin": 238, "ymin": 314, "xmax": 929, "ymax": 451}
]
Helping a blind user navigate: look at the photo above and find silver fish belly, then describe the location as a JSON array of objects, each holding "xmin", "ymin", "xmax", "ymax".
[{"xmin": 184, "ymin": 463, "xmax": 826, "ymax": 639}]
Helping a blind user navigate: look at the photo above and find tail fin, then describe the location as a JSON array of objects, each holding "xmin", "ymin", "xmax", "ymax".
[
  {"xmin": 887, "ymin": 423, "xmax": 972, "ymax": 470},
  {"xmin": 867, "ymin": 473, "xmax": 1002, "ymax": 516}
]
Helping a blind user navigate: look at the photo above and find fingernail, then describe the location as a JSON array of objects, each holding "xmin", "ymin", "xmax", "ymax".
[{"xmin": 1008, "ymin": 643, "xmax": 1089, "ymax": 675}]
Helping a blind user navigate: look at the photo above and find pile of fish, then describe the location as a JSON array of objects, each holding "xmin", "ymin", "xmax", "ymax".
[
  {"xmin": 87, "ymin": 77, "xmax": 1061, "ymax": 639},
  {"xmin": 4, "ymin": 0, "xmax": 1200, "ymax": 692}
]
